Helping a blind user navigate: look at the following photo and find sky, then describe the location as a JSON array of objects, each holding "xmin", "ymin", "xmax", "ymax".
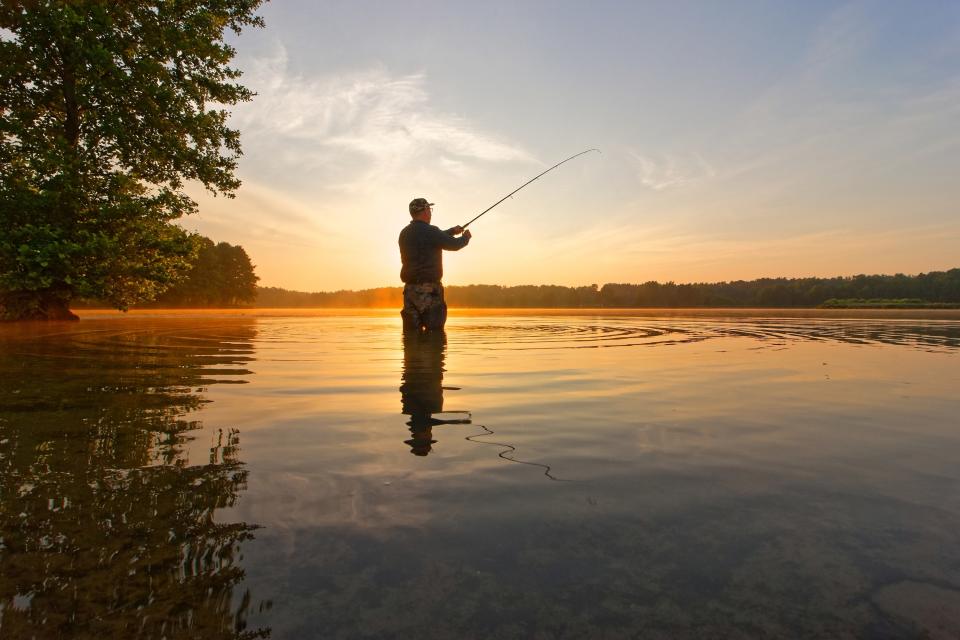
[{"xmin": 184, "ymin": 0, "xmax": 960, "ymax": 291}]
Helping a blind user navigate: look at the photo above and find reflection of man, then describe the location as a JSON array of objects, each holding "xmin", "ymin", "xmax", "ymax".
[
  {"xmin": 400, "ymin": 330, "xmax": 469, "ymax": 455},
  {"xmin": 399, "ymin": 197, "xmax": 471, "ymax": 332}
]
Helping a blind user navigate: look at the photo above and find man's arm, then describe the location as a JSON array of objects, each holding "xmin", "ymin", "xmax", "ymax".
[{"xmin": 433, "ymin": 226, "xmax": 471, "ymax": 251}]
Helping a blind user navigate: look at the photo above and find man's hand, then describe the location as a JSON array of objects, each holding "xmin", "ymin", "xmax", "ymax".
[
  {"xmin": 449, "ymin": 225, "xmax": 464, "ymax": 236},
  {"xmin": 463, "ymin": 229, "xmax": 472, "ymax": 240}
]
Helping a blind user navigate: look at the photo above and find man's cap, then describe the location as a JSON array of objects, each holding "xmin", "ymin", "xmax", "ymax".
[{"xmin": 409, "ymin": 197, "xmax": 434, "ymax": 214}]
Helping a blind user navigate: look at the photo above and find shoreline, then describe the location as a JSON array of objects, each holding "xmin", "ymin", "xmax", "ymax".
[{"xmin": 74, "ymin": 307, "xmax": 960, "ymax": 320}]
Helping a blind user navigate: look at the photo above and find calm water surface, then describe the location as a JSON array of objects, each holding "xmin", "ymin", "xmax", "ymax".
[{"xmin": 2, "ymin": 311, "xmax": 960, "ymax": 639}]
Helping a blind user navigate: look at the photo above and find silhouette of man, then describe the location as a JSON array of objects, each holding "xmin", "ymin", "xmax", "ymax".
[
  {"xmin": 399, "ymin": 198, "xmax": 471, "ymax": 332},
  {"xmin": 399, "ymin": 330, "xmax": 470, "ymax": 455}
]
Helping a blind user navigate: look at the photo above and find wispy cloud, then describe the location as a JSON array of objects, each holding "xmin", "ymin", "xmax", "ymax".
[
  {"xmin": 531, "ymin": 219, "xmax": 960, "ymax": 285},
  {"xmin": 804, "ymin": 2, "xmax": 874, "ymax": 72},
  {"xmin": 231, "ymin": 43, "xmax": 533, "ymax": 189},
  {"xmin": 712, "ymin": 2, "xmax": 960, "ymax": 208},
  {"xmin": 627, "ymin": 150, "xmax": 715, "ymax": 191}
]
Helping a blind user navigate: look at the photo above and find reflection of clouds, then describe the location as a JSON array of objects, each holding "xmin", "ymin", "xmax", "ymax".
[
  {"xmin": 228, "ymin": 471, "xmax": 440, "ymax": 536},
  {"xmin": 199, "ymin": 312, "xmax": 960, "ymax": 640}
]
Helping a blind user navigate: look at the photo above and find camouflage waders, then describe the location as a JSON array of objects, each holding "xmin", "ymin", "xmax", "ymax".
[{"xmin": 401, "ymin": 282, "xmax": 447, "ymax": 332}]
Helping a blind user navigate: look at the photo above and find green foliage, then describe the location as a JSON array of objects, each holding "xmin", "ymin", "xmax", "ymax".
[
  {"xmin": 157, "ymin": 236, "xmax": 259, "ymax": 306},
  {"xmin": 0, "ymin": 1, "xmax": 265, "ymax": 319}
]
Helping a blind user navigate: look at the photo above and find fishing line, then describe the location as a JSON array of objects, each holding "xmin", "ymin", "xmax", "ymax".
[
  {"xmin": 461, "ymin": 148, "xmax": 600, "ymax": 229},
  {"xmin": 464, "ymin": 423, "xmax": 572, "ymax": 482}
]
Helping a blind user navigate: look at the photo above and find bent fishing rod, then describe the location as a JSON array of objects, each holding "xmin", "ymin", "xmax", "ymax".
[{"xmin": 461, "ymin": 148, "xmax": 600, "ymax": 229}]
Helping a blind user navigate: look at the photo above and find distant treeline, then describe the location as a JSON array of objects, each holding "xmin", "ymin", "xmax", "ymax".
[
  {"xmin": 256, "ymin": 268, "xmax": 960, "ymax": 308},
  {"xmin": 820, "ymin": 298, "xmax": 960, "ymax": 309},
  {"xmin": 156, "ymin": 237, "xmax": 258, "ymax": 306},
  {"xmin": 74, "ymin": 236, "xmax": 258, "ymax": 308}
]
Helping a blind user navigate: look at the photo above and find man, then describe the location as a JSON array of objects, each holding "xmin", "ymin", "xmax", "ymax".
[{"xmin": 399, "ymin": 197, "xmax": 471, "ymax": 332}]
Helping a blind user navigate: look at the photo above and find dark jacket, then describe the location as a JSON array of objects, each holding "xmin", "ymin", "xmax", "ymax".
[{"xmin": 399, "ymin": 220, "xmax": 470, "ymax": 284}]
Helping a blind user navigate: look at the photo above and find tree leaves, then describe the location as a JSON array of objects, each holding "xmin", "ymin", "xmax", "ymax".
[
  {"xmin": 0, "ymin": 1, "xmax": 266, "ymax": 319},
  {"xmin": 158, "ymin": 237, "xmax": 260, "ymax": 307}
]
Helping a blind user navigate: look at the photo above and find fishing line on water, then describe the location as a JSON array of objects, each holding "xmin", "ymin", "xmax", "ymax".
[{"xmin": 464, "ymin": 422, "xmax": 572, "ymax": 482}]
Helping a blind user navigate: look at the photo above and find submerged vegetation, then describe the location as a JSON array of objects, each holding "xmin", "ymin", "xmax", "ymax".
[{"xmin": 257, "ymin": 268, "xmax": 960, "ymax": 309}]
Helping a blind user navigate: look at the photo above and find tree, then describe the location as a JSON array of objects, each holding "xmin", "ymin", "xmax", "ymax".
[
  {"xmin": 158, "ymin": 237, "xmax": 259, "ymax": 306},
  {"xmin": 219, "ymin": 241, "xmax": 259, "ymax": 304},
  {"xmin": 0, "ymin": 1, "xmax": 265, "ymax": 320}
]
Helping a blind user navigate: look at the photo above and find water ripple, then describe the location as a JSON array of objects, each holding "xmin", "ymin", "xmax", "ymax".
[{"xmin": 449, "ymin": 318, "xmax": 960, "ymax": 352}]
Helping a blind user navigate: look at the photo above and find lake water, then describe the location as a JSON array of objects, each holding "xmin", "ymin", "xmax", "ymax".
[{"xmin": 2, "ymin": 310, "xmax": 960, "ymax": 639}]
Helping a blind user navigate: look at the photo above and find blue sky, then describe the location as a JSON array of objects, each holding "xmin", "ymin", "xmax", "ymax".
[{"xmin": 185, "ymin": 0, "xmax": 960, "ymax": 290}]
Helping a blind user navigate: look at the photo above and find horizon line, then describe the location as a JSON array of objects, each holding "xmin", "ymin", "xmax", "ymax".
[{"xmin": 257, "ymin": 266, "xmax": 960, "ymax": 294}]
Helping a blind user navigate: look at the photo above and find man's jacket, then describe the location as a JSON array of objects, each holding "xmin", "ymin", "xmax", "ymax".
[{"xmin": 399, "ymin": 220, "xmax": 470, "ymax": 284}]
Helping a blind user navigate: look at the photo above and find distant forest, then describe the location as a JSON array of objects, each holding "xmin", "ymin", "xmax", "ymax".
[
  {"xmin": 155, "ymin": 237, "xmax": 259, "ymax": 306},
  {"xmin": 257, "ymin": 268, "xmax": 960, "ymax": 308},
  {"xmin": 75, "ymin": 237, "xmax": 259, "ymax": 308}
]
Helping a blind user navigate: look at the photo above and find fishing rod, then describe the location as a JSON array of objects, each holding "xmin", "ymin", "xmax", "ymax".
[{"xmin": 461, "ymin": 148, "xmax": 600, "ymax": 229}]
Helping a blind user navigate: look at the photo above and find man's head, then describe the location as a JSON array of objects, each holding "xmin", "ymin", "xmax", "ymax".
[{"xmin": 409, "ymin": 197, "xmax": 434, "ymax": 222}]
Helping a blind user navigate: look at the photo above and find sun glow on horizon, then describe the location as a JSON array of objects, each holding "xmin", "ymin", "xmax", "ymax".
[{"xmin": 183, "ymin": 1, "xmax": 959, "ymax": 292}]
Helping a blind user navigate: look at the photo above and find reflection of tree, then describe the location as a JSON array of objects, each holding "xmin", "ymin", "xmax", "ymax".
[
  {"xmin": 0, "ymin": 321, "xmax": 268, "ymax": 639},
  {"xmin": 399, "ymin": 330, "xmax": 469, "ymax": 456}
]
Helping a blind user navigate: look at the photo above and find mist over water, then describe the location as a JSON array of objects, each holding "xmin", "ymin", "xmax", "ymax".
[{"xmin": 2, "ymin": 311, "xmax": 960, "ymax": 638}]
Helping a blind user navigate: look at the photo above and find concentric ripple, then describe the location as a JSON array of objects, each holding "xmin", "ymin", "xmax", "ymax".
[{"xmin": 448, "ymin": 316, "xmax": 960, "ymax": 352}]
